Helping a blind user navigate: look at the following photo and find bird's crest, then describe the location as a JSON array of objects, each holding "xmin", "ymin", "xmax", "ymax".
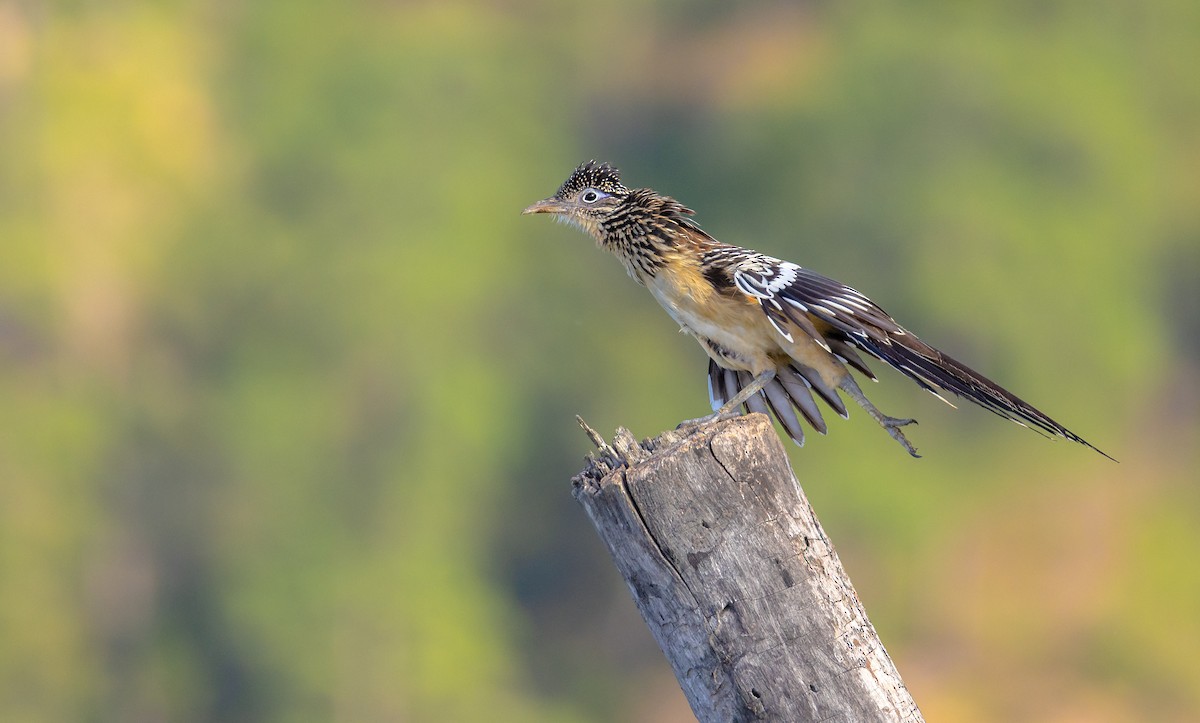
[{"xmin": 557, "ymin": 160, "xmax": 628, "ymax": 198}]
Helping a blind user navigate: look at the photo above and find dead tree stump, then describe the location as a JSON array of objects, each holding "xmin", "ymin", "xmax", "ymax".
[{"xmin": 572, "ymin": 413, "xmax": 923, "ymax": 723}]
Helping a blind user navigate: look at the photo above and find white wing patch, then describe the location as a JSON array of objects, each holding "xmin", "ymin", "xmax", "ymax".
[
  {"xmin": 763, "ymin": 261, "xmax": 801, "ymax": 293},
  {"xmin": 734, "ymin": 261, "xmax": 800, "ymax": 298},
  {"xmin": 732, "ymin": 259, "xmax": 833, "ymax": 351}
]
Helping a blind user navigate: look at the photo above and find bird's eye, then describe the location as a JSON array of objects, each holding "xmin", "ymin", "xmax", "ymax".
[{"xmin": 581, "ymin": 188, "xmax": 606, "ymax": 203}]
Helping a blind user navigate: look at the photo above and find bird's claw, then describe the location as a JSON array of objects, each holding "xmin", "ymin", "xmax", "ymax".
[
  {"xmin": 677, "ymin": 409, "xmax": 741, "ymax": 430},
  {"xmin": 880, "ymin": 416, "xmax": 920, "ymax": 457}
]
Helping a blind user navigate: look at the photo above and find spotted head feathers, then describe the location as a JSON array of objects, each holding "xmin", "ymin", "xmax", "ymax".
[{"xmin": 556, "ymin": 160, "xmax": 628, "ymax": 199}]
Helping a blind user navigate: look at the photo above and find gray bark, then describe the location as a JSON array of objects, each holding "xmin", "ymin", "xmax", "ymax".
[{"xmin": 572, "ymin": 413, "xmax": 924, "ymax": 723}]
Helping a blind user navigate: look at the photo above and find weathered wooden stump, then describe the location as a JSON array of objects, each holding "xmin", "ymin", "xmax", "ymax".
[{"xmin": 572, "ymin": 413, "xmax": 923, "ymax": 723}]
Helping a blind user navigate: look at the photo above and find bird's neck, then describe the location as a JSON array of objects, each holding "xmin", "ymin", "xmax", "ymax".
[
  {"xmin": 599, "ymin": 226, "xmax": 674, "ymax": 282},
  {"xmin": 599, "ymin": 194, "xmax": 714, "ymax": 282}
]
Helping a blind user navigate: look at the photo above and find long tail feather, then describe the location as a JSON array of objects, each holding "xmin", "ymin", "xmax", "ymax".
[
  {"xmin": 762, "ymin": 377, "xmax": 806, "ymax": 446},
  {"xmin": 738, "ymin": 370, "xmax": 772, "ymax": 419},
  {"xmin": 776, "ymin": 365, "xmax": 827, "ymax": 434},
  {"xmin": 791, "ymin": 363, "xmax": 848, "ymax": 418},
  {"xmin": 828, "ymin": 338, "xmax": 877, "ymax": 381},
  {"xmin": 854, "ymin": 336, "xmax": 1115, "ymax": 461},
  {"xmin": 706, "ymin": 360, "xmax": 837, "ymax": 446}
]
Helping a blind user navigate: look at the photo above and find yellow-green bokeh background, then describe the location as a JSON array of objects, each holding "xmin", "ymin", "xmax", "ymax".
[{"xmin": 2, "ymin": 1, "xmax": 1197, "ymax": 721}]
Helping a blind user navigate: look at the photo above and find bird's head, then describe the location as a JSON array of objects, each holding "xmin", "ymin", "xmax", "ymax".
[{"xmin": 522, "ymin": 160, "xmax": 629, "ymax": 240}]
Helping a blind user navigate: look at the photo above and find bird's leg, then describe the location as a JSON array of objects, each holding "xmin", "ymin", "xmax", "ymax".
[
  {"xmin": 679, "ymin": 368, "xmax": 776, "ymax": 428},
  {"xmin": 838, "ymin": 375, "xmax": 921, "ymax": 458}
]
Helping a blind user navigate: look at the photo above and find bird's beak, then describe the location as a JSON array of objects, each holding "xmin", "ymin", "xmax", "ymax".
[{"xmin": 522, "ymin": 198, "xmax": 567, "ymax": 215}]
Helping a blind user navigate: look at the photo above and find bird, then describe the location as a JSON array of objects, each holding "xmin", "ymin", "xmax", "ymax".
[{"xmin": 523, "ymin": 160, "xmax": 1112, "ymax": 460}]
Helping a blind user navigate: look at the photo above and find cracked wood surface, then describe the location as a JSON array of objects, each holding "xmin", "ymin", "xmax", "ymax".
[{"xmin": 572, "ymin": 413, "xmax": 924, "ymax": 723}]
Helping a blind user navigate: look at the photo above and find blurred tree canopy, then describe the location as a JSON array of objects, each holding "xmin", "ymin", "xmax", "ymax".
[{"xmin": 0, "ymin": 1, "xmax": 1197, "ymax": 721}]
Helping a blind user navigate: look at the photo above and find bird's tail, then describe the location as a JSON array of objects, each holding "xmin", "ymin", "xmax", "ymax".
[
  {"xmin": 852, "ymin": 333, "xmax": 1115, "ymax": 461},
  {"xmin": 707, "ymin": 359, "xmax": 849, "ymax": 447}
]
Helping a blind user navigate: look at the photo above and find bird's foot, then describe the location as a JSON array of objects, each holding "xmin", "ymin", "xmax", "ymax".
[
  {"xmin": 677, "ymin": 408, "xmax": 742, "ymax": 431},
  {"xmin": 679, "ymin": 368, "xmax": 774, "ymax": 434},
  {"xmin": 879, "ymin": 415, "xmax": 920, "ymax": 458},
  {"xmin": 838, "ymin": 375, "xmax": 922, "ymax": 458}
]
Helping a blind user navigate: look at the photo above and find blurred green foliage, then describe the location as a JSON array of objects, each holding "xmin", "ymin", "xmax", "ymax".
[{"xmin": 0, "ymin": 1, "xmax": 1197, "ymax": 721}]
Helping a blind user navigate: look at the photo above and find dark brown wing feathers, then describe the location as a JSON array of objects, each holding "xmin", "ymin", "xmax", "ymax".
[{"xmin": 710, "ymin": 249, "xmax": 1112, "ymax": 459}]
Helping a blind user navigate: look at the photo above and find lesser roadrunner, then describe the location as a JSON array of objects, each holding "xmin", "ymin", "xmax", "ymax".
[{"xmin": 524, "ymin": 161, "xmax": 1111, "ymax": 459}]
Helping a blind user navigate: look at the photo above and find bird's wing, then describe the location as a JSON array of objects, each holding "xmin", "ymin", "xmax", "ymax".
[
  {"xmin": 730, "ymin": 253, "xmax": 1110, "ymax": 455},
  {"xmin": 731, "ymin": 257, "xmax": 910, "ymax": 345},
  {"xmin": 726, "ymin": 254, "xmax": 834, "ymax": 350}
]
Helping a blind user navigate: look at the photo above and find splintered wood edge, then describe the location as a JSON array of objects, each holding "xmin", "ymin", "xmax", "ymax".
[{"xmin": 572, "ymin": 414, "xmax": 731, "ymax": 489}]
